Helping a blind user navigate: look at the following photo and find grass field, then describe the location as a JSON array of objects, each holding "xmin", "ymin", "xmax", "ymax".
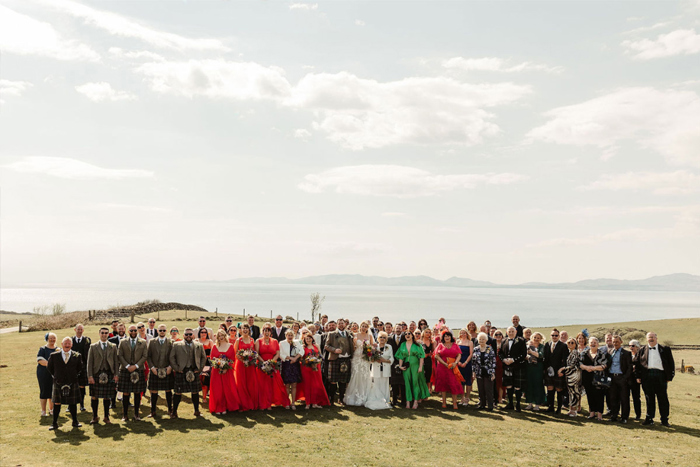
[{"xmin": 1, "ymin": 317, "xmax": 699, "ymax": 466}]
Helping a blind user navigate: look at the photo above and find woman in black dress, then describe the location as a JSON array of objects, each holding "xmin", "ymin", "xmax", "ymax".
[
  {"xmin": 37, "ymin": 333, "xmax": 57, "ymax": 416},
  {"xmin": 580, "ymin": 336, "xmax": 609, "ymax": 421},
  {"xmin": 420, "ymin": 329, "xmax": 434, "ymax": 393}
]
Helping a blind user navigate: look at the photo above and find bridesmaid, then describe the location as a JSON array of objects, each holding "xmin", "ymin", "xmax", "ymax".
[
  {"xmin": 300, "ymin": 333, "xmax": 330, "ymax": 409},
  {"xmin": 209, "ymin": 329, "xmax": 240, "ymax": 414},
  {"xmin": 279, "ymin": 329, "xmax": 304, "ymax": 410},
  {"xmin": 234, "ymin": 323, "xmax": 259, "ymax": 411},
  {"xmin": 434, "ymin": 331, "xmax": 463, "ymax": 410},
  {"xmin": 395, "ymin": 331, "xmax": 430, "ymax": 409},
  {"xmin": 196, "ymin": 328, "xmax": 214, "ymax": 403},
  {"xmin": 456, "ymin": 329, "xmax": 474, "ymax": 406},
  {"xmin": 255, "ymin": 324, "xmax": 290, "ymax": 410},
  {"xmin": 228, "ymin": 326, "xmax": 238, "ymax": 344}
]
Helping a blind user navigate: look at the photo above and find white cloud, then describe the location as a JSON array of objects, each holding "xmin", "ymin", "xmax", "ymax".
[
  {"xmin": 75, "ymin": 82, "xmax": 137, "ymax": 102},
  {"xmin": 39, "ymin": 0, "xmax": 229, "ymax": 52},
  {"xmin": 4, "ymin": 157, "xmax": 153, "ymax": 180},
  {"xmin": 580, "ymin": 171, "xmax": 700, "ymax": 195},
  {"xmin": 289, "ymin": 3, "xmax": 318, "ymax": 10},
  {"xmin": 355, "ymin": 19, "xmax": 366, "ymax": 27},
  {"xmin": 293, "ymin": 128, "xmax": 312, "ymax": 140},
  {"xmin": 298, "ymin": 165, "xmax": 528, "ymax": 198},
  {"xmin": 108, "ymin": 47, "xmax": 165, "ymax": 62},
  {"xmin": 622, "ymin": 29, "xmax": 700, "ymax": 59},
  {"xmin": 622, "ymin": 21, "xmax": 672, "ymax": 35},
  {"xmin": 443, "ymin": 57, "xmax": 564, "ymax": 73},
  {"xmin": 525, "ymin": 87, "xmax": 700, "ymax": 167},
  {"xmin": 0, "ymin": 4, "xmax": 99, "ymax": 61},
  {"xmin": 0, "ymin": 79, "xmax": 33, "ymax": 104},
  {"xmin": 135, "ymin": 59, "xmax": 292, "ymax": 100}
]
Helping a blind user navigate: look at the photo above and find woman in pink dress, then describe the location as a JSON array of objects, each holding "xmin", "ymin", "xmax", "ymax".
[
  {"xmin": 234, "ymin": 323, "xmax": 259, "ymax": 411},
  {"xmin": 434, "ymin": 331, "xmax": 463, "ymax": 410},
  {"xmin": 300, "ymin": 333, "xmax": 330, "ymax": 409},
  {"xmin": 255, "ymin": 324, "xmax": 290, "ymax": 410},
  {"xmin": 209, "ymin": 329, "xmax": 241, "ymax": 414}
]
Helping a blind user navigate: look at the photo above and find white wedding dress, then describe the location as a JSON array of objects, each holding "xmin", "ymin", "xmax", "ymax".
[{"xmin": 343, "ymin": 339, "xmax": 373, "ymax": 406}]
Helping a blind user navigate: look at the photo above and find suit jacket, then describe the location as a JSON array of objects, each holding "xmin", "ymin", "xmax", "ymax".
[
  {"xmin": 499, "ymin": 337, "xmax": 527, "ymax": 369},
  {"xmin": 145, "ymin": 327, "xmax": 157, "ymax": 338},
  {"xmin": 543, "ymin": 340, "xmax": 569, "ymax": 372},
  {"xmin": 147, "ymin": 337, "xmax": 174, "ymax": 369},
  {"xmin": 325, "ymin": 330, "xmax": 354, "ymax": 361},
  {"xmin": 608, "ymin": 347, "xmax": 633, "ymax": 380},
  {"xmin": 635, "ymin": 344, "xmax": 674, "ymax": 382},
  {"xmin": 170, "ymin": 341, "xmax": 207, "ymax": 372},
  {"xmin": 108, "ymin": 334, "xmax": 126, "ymax": 346},
  {"xmin": 272, "ymin": 326, "xmax": 288, "ymax": 342},
  {"xmin": 86, "ymin": 340, "xmax": 119, "ymax": 378},
  {"xmin": 370, "ymin": 345, "xmax": 394, "ymax": 379},
  {"xmin": 47, "ymin": 350, "xmax": 84, "ymax": 386},
  {"xmin": 117, "ymin": 337, "xmax": 148, "ymax": 371},
  {"xmin": 514, "ymin": 325, "xmax": 524, "ymax": 338},
  {"xmin": 71, "ymin": 336, "xmax": 91, "ymax": 367},
  {"xmin": 249, "ymin": 325, "xmax": 261, "ymax": 341}
]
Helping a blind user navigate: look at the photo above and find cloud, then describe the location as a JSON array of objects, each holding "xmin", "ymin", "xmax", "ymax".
[
  {"xmin": 293, "ymin": 129, "xmax": 312, "ymax": 140},
  {"xmin": 108, "ymin": 47, "xmax": 165, "ymax": 62},
  {"xmin": 4, "ymin": 157, "xmax": 153, "ymax": 180},
  {"xmin": 355, "ymin": 20, "xmax": 366, "ymax": 27},
  {"xmin": 0, "ymin": 4, "xmax": 99, "ymax": 61},
  {"xmin": 580, "ymin": 171, "xmax": 700, "ymax": 195},
  {"xmin": 622, "ymin": 29, "xmax": 700, "ymax": 59},
  {"xmin": 289, "ymin": 3, "xmax": 318, "ymax": 10},
  {"xmin": 135, "ymin": 59, "xmax": 292, "ymax": 100},
  {"xmin": 443, "ymin": 57, "xmax": 564, "ymax": 73},
  {"xmin": 525, "ymin": 87, "xmax": 700, "ymax": 167},
  {"xmin": 298, "ymin": 165, "xmax": 528, "ymax": 198},
  {"xmin": 622, "ymin": 21, "xmax": 672, "ymax": 35},
  {"xmin": 75, "ymin": 82, "xmax": 137, "ymax": 102},
  {"xmin": 39, "ymin": 0, "xmax": 229, "ymax": 51},
  {"xmin": 0, "ymin": 79, "xmax": 33, "ymax": 104}
]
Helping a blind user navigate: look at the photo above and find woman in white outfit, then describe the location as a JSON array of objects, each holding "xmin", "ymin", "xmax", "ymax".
[
  {"xmin": 365, "ymin": 331, "xmax": 394, "ymax": 410},
  {"xmin": 343, "ymin": 321, "xmax": 375, "ymax": 406}
]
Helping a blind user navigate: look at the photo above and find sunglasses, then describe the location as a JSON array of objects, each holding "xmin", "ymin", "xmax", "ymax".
[
  {"xmin": 226, "ymin": 320, "xmax": 233, "ymax": 323},
  {"xmin": 158, "ymin": 330, "xmax": 166, "ymax": 333},
  {"xmin": 100, "ymin": 331, "xmax": 109, "ymax": 334},
  {"xmin": 137, "ymin": 326, "xmax": 144, "ymax": 329},
  {"xmin": 275, "ymin": 319, "xmax": 283, "ymax": 321},
  {"xmin": 551, "ymin": 334, "xmax": 559, "ymax": 337},
  {"xmin": 184, "ymin": 333, "xmax": 193, "ymax": 336},
  {"xmin": 129, "ymin": 330, "xmax": 138, "ymax": 333}
]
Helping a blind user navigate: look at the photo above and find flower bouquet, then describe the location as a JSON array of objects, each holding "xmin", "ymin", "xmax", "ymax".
[
  {"xmin": 362, "ymin": 342, "xmax": 383, "ymax": 362},
  {"xmin": 237, "ymin": 349, "xmax": 258, "ymax": 367},
  {"xmin": 302, "ymin": 352, "xmax": 322, "ymax": 371},
  {"xmin": 211, "ymin": 356, "xmax": 233, "ymax": 374},
  {"xmin": 258, "ymin": 359, "xmax": 280, "ymax": 376}
]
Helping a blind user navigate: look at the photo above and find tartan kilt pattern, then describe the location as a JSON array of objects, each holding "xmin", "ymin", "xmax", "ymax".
[
  {"xmin": 117, "ymin": 369, "xmax": 147, "ymax": 394},
  {"xmin": 327, "ymin": 357, "xmax": 352, "ymax": 384},
  {"xmin": 52, "ymin": 382, "xmax": 80, "ymax": 405},
  {"xmin": 148, "ymin": 371, "xmax": 175, "ymax": 391},
  {"xmin": 502, "ymin": 365, "xmax": 527, "ymax": 389},
  {"xmin": 174, "ymin": 369, "xmax": 202, "ymax": 394},
  {"xmin": 89, "ymin": 373, "xmax": 117, "ymax": 399},
  {"xmin": 544, "ymin": 373, "xmax": 565, "ymax": 391},
  {"xmin": 77, "ymin": 365, "xmax": 89, "ymax": 387}
]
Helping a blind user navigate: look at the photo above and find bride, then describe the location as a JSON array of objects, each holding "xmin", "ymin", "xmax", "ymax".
[{"xmin": 343, "ymin": 321, "xmax": 375, "ymax": 406}]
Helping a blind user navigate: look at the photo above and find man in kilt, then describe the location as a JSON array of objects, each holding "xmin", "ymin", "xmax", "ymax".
[
  {"xmin": 46, "ymin": 337, "xmax": 84, "ymax": 430},
  {"xmin": 117, "ymin": 325, "xmax": 148, "ymax": 421},
  {"xmin": 543, "ymin": 328, "xmax": 569, "ymax": 414},
  {"xmin": 71, "ymin": 323, "xmax": 91, "ymax": 412},
  {"xmin": 500, "ymin": 326, "xmax": 527, "ymax": 412},
  {"xmin": 147, "ymin": 324, "xmax": 175, "ymax": 418},
  {"xmin": 169, "ymin": 328, "xmax": 207, "ymax": 418},
  {"xmin": 320, "ymin": 320, "xmax": 336, "ymax": 398},
  {"xmin": 87, "ymin": 327, "xmax": 119, "ymax": 424},
  {"xmin": 324, "ymin": 318, "xmax": 354, "ymax": 405}
]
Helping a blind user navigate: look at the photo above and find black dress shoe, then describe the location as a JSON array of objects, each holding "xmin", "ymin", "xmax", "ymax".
[
  {"xmin": 661, "ymin": 421, "xmax": 671, "ymax": 427},
  {"xmin": 620, "ymin": 419, "xmax": 628, "ymax": 424},
  {"xmin": 515, "ymin": 405, "xmax": 522, "ymax": 413},
  {"xmin": 635, "ymin": 415, "xmax": 641, "ymax": 421},
  {"xmin": 603, "ymin": 411, "xmax": 612, "ymax": 418},
  {"xmin": 72, "ymin": 422, "xmax": 82, "ymax": 428},
  {"xmin": 642, "ymin": 419, "xmax": 654, "ymax": 426},
  {"xmin": 546, "ymin": 407, "xmax": 555, "ymax": 413},
  {"xmin": 504, "ymin": 403, "xmax": 514, "ymax": 410},
  {"xmin": 48, "ymin": 424, "xmax": 58, "ymax": 431},
  {"xmin": 610, "ymin": 416, "xmax": 618, "ymax": 422}
]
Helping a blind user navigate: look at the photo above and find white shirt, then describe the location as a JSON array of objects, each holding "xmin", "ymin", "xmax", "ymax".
[
  {"xmin": 62, "ymin": 350, "xmax": 71, "ymax": 363},
  {"xmin": 647, "ymin": 345, "xmax": 664, "ymax": 371},
  {"xmin": 275, "ymin": 327, "xmax": 284, "ymax": 336}
]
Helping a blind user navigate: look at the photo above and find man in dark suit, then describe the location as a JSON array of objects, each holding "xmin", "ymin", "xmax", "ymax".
[
  {"xmin": 511, "ymin": 315, "xmax": 524, "ymax": 338},
  {"xmin": 608, "ymin": 335, "xmax": 633, "ymax": 423},
  {"xmin": 72, "ymin": 323, "xmax": 91, "ymax": 412},
  {"xmin": 388, "ymin": 323, "xmax": 406, "ymax": 406},
  {"xmin": 543, "ymin": 328, "xmax": 569, "ymax": 413},
  {"xmin": 145, "ymin": 318, "xmax": 158, "ymax": 338},
  {"xmin": 636, "ymin": 332, "xmax": 675, "ymax": 427},
  {"xmin": 47, "ymin": 337, "xmax": 84, "ymax": 430},
  {"xmin": 272, "ymin": 315, "xmax": 288, "ymax": 342},
  {"xmin": 247, "ymin": 315, "xmax": 261, "ymax": 341},
  {"xmin": 500, "ymin": 326, "xmax": 527, "ymax": 411}
]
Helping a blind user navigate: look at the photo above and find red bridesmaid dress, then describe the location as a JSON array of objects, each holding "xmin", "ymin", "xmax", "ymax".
[
  {"xmin": 256, "ymin": 339, "xmax": 290, "ymax": 409},
  {"xmin": 209, "ymin": 344, "xmax": 241, "ymax": 413},
  {"xmin": 234, "ymin": 338, "xmax": 259, "ymax": 411},
  {"xmin": 300, "ymin": 345, "xmax": 330, "ymax": 407}
]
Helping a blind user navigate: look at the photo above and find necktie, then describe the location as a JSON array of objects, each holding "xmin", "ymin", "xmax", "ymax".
[
  {"xmin": 131, "ymin": 339, "xmax": 136, "ymax": 349},
  {"xmin": 551, "ymin": 342, "xmax": 555, "ymax": 352},
  {"xmin": 102, "ymin": 343, "xmax": 106, "ymax": 351},
  {"xmin": 63, "ymin": 352, "xmax": 68, "ymax": 363}
]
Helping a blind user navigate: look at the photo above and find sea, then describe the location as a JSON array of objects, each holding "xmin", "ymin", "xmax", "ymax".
[{"xmin": 2, "ymin": 282, "xmax": 699, "ymax": 330}]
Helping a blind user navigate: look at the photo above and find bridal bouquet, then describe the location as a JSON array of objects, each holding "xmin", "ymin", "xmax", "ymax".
[
  {"xmin": 237, "ymin": 349, "xmax": 258, "ymax": 367},
  {"xmin": 210, "ymin": 356, "xmax": 233, "ymax": 374},
  {"xmin": 302, "ymin": 352, "xmax": 322, "ymax": 371},
  {"xmin": 362, "ymin": 342, "xmax": 382, "ymax": 362},
  {"xmin": 258, "ymin": 360, "xmax": 280, "ymax": 376}
]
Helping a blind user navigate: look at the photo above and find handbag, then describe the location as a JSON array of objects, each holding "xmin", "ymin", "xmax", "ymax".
[{"xmin": 593, "ymin": 371, "xmax": 611, "ymax": 389}]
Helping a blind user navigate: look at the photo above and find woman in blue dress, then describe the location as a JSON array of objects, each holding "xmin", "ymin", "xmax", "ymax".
[
  {"xmin": 37, "ymin": 333, "xmax": 57, "ymax": 416},
  {"xmin": 456, "ymin": 329, "xmax": 474, "ymax": 406}
]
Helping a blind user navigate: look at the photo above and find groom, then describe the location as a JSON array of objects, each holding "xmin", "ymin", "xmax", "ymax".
[{"xmin": 324, "ymin": 318, "xmax": 354, "ymax": 406}]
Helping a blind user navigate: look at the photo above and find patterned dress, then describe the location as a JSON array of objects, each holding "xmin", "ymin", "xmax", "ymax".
[{"xmin": 562, "ymin": 348, "xmax": 582, "ymax": 410}]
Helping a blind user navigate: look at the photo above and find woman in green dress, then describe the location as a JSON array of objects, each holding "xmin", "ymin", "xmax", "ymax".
[
  {"xmin": 395, "ymin": 331, "xmax": 430, "ymax": 409},
  {"xmin": 525, "ymin": 331, "xmax": 547, "ymax": 410}
]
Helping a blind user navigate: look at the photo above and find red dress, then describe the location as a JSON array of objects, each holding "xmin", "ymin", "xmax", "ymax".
[
  {"xmin": 434, "ymin": 343, "xmax": 463, "ymax": 395},
  {"xmin": 256, "ymin": 339, "xmax": 290, "ymax": 409},
  {"xmin": 234, "ymin": 338, "xmax": 259, "ymax": 411},
  {"xmin": 300, "ymin": 345, "xmax": 330, "ymax": 407},
  {"xmin": 209, "ymin": 345, "xmax": 240, "ymax": 413}
]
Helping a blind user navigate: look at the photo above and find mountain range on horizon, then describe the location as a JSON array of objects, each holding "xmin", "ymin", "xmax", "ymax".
[{"xmin": 218, "ymin": 273, "xmax": 700, "ymax": 292}]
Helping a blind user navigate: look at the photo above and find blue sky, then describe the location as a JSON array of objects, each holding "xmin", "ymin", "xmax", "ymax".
[{"xmin": 1, "ymin": 0, "xmax": 699, "ymax": 284}]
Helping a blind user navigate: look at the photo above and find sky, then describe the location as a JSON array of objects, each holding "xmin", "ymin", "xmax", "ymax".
[{"xmin": 1, "ymin": 0, "xmax": 699, "ymax": 285}]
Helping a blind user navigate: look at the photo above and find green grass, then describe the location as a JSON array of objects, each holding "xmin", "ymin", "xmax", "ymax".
[{"xmin": 1, "ymin": 318, "xmax": 700, "ymax": 466}]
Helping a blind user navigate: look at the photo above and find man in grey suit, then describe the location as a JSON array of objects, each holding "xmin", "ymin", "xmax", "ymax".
[
  {"xmin": 169, "ymin": 328, "xmax": 208, "ymax": 418},
  {"xmin": 146, "ymin": 324, "xmax": 175, "ymax": 418},
  {"xmin": 86, "ymin": 327, "xmax": 119, "ymax": 425},
  {"xmin": 324, "ymin": 319, "xmax": 355, "ymax": 405},
  {"xmin": 117, "ymin": 325, "xmax": 148, "ymax": 421}
]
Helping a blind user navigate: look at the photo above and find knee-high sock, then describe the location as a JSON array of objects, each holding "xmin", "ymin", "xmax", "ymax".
[
  {"xmin": 165, "ymin": 392, "xmax": 172, "ymax": 412},
  {"xmin": 507, "ymin": 387, "xmax": 514, "ymax": 405},
  {"xmin": 173, "ymin": 394, "xmax": 182, "ymax": 413},
  {"xmin": 134, "ymin": 393, "xmax": 141, "ymax": 416},
  {"xmin": 327, "ymin": 384, "xmax": 337, "ymax": 404},
  {"xmin": 151, "ymin": 393, "xmax": 159, "ymax": 413},
  {"xmin": 53, "ymin": 405, "xmax": 61, "ymax": 425},
  {"xmin": 68, "ymin": 404, "xmax": 78, "ymax": 423},
  {"xmin": 192, "ymin": 393, "xmax": 200, "ymax": 412},
  {"xmin": 338, "ymin": 382, "xmax": 347, "ymax": 401},
  {"xmin": 91, "ymin": 398, "xmax": 99, "ymax": 418},
  {"xmin": 122, "ymin": 394, "xmax": 130, "ymax": 418},
  {"xmin": 79, "ymin": 387, "xmax": 85, "ymax": 407},
  {"xmin": 557, "ymin": 391, "xmax": 564, "ymax": 411},
  {"xmin": 547, "ymin": 389, "xmax": 555, "ymax": 409},
  {"xmin": 103, "ymin": 399, "xmax": 110, "ymax": 418},
  {"xmin": 515, "ymin": 389, "xmax": 522, "ymax": 407}
]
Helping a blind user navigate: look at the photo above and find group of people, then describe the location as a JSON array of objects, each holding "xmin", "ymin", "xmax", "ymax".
[{"xmin": 36, "ymin": 313, "xmax": 675, "ymax": 431}]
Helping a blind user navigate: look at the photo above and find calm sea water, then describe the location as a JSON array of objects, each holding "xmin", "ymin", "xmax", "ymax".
[{"xmin": 2, "ymin": 282, "xmax": 699, "ymax": 329}]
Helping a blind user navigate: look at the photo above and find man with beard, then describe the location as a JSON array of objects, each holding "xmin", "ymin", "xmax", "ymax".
[
  {"xmin": 71, "ymin": 323, "xmax": 91, "ymax": 412},
  {"xmin": 146, "ymin": 324, "xmax": 175, "ymax": 418},
  {"xmin": 117, "ymin": 325, "xmax": 148, "ymax": 421},
  {"xmin": 500, "ymin": 326, "xmax": 527, "ymax": 412},
  {"xmin": 324, "ymin": 318, "xmax": 354, "ymax": 405},
  {"xmin": 169, "ymin": 328, "xmax": 208, "ymax": 418},
  {"xmin": 47, "ymin": 337, "xmax": 84, "ymax": 430},
  {"xmin": 608, "ymin": 335, "xmax": 633, "ymax": 423},
  {"xmin": 86, "ymin": 327, "xmax": 118, "ymax": 425},
  {"xmin": 320, "ymin": 320, "xmax": 337, "ymax": 396},
  {"xmin": 388, "ymin": 322, "xmax": 406, "ymax": 407},
  {"xmin": 108, "ymin": 323, "xmax": 127, "ymax": 410},
  {"xmin": 543, "ymin": 328, "xmax": 569, "ymax": 414}
]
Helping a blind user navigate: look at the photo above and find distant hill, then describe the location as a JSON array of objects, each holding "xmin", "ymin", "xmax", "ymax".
[{"xmin": 221, "ymin": 273, "xmax": 700, "ymax": 292}]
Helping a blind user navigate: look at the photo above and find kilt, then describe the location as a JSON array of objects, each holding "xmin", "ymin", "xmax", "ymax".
[
  {"xmin": 117, "ymin": 369, "xmax": 147, "ymax": 394},
  {"xmin": 502, "ymin": 365, "xmax": 527, "ymax": 389},
  {"xmin": 327, "ymin": 357, "xmax": 352, "ymax": 384},
  {"xmin": 545, "ymin": 372, "xmax": 566, "ymax": 391},
  {"xmin": 52, "ymin": 382, "xmax": 80, "ymax": 405},
  {"xmin": 78, "ymin": 365, "xmax": 88, "ymax": 387},
  {"xmin": 148, "ymin": 371, "xmax": 175, "ymax": 392},
  {"xmin": 174, "ymin": 368, "xmax": 202, "ymax": 394},
  {"xmin": 89, "ymin": 371, "xmax": 117, "ymax": 399}
]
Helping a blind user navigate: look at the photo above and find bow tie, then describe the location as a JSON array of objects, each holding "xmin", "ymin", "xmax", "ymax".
[
  {"xmin": 649, "ymin": 346, "xmax": 656, "ymax": 350},
  {"xmin": 509, "ymin": 339, "xmax": 514, "ymax": 342}
]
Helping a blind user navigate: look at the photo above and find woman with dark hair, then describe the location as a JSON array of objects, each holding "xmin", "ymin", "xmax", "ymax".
[
  {"xmin": 421, "ymin": 329, "xmax": 435, "ymax": 393},
  {"xmin": 456, "ymin": 328, "xmax": 474, "ymax": 406},
  {"xmin": 434, "ymin": 331, "xmax": 463, "ymax": 409},
  {"xmin": 234, "ymin": 323, "xmax": 259, "ymax": 411},
  {"xmin": 580, "ymin": 336, "xmax": 609, "ymax": 421},
  {"xmin": 196, "ymin": 328, "xmax": 213, "ymax": 402},
  {"xmin": 228, "ymin": 326, "xmax": 238, "ymax": 343},
  {"xmin": 255, "ymin": 324, "xmax": 290, "ymax": 410},
  {"xmin": 418, "ymin": 319, "xmax": 429, "ymax": 331},
  {"xmin": 395, "ymin": 330, "xmax": 429, "ymax": 409},
  {"xmin": 37, "ymin": 333, "xmax": 57, "ymax": 416},
  {"xmin": 558, "ymin": 338, "xmax": 582, "ymax": 417}
]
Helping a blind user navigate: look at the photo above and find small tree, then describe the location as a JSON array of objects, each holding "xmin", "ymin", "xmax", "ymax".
[
  {"xmin": 310, "ymin": 292, "xmax": 325, "ymax": 323},
  {"xmin": 52, "ymin": 303, "xmax": 66, "ymax": 316}
]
